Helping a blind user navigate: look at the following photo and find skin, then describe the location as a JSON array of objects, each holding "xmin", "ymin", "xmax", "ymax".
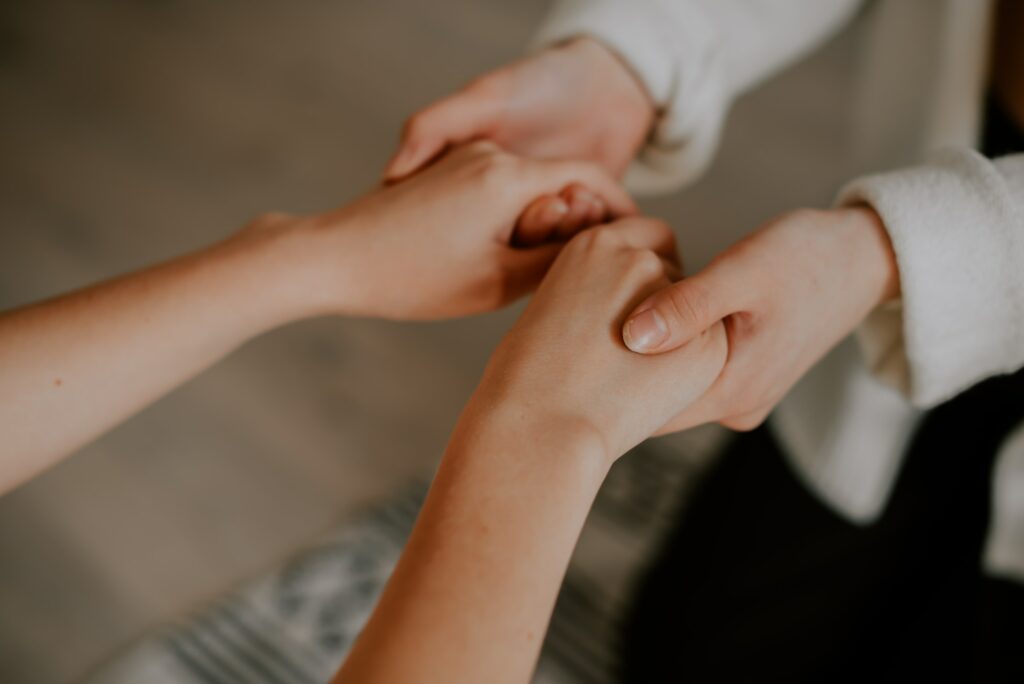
[
  {"xmin": 624, "ymin": 206, "xmax": 901, "ymax": 431},
  {"xmin": 1, "ymin": 142, "xmax": 725, "ymax": 682},
  {"xmin": 0, "ymin": 142, "xmax": 634, "ymax": 493},
  {"xmin": 334, "ymin": 218, "xmax": 726, "ymax": 684},
  {"xmin": 384, "ymin": 38, "xmax": 655, "ymax": 243},
  {"xmin": 395, "ymin": 39, "xmax": 903, "ymax": 434}
]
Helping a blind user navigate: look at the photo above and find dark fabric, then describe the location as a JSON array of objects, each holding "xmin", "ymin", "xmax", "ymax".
[
  {"xmin": 982, "ymin": 91, "xmax": 1024, "ymax": 158},
  {"xmin": 620, "ymin": 373, "xmax": 1024, "ymax": 682},
  {"xmin": 618, "ymin": 95, "xmax": 1024, "ymax": 683}
]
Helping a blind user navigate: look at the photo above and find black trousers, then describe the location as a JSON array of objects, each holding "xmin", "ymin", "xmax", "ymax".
[
  {"xmin": 620, "ymin": 371, "xmax": 1024, "ymax": 681},
  {"xmin": 619, "ymin": 95, "xmax": 1024, "ymax": 682}
]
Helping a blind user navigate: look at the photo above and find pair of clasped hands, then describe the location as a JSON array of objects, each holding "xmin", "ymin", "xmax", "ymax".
[{"xmin": 283, "ymin": 38, "xmax": 898, "ymax": 465}]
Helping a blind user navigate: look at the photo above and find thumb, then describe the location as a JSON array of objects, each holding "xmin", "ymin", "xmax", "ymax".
[
  {"xmin": 385, "ymin": 92, "xmax": 500, "ymax": 181},
  {"xmin": 622, "ymin": 265, "xmax": 737, "ymax": 354}
]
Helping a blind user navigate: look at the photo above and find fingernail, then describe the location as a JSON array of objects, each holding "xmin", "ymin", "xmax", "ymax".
[
  {"xmin": 541, "ymin": 198, "xmax": 569, "ymax": 224},
  {"xmin": 574, "ymin": 188, "xmax": 598, "ymax": 206},
  {"xmin": 624, "ymin": 309, "xmax": 668, "ymax": 352}
]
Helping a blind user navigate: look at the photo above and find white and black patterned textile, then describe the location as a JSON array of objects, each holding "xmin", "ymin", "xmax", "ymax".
[{"xmin": 83, "ymin": 431, "xmax": 722, "ymax": 684}]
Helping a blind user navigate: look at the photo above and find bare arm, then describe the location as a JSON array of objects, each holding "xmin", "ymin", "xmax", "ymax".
[
  {"xmin": 0, "ymin": 220, "xmax": 317, "ymax": 491},
  {"xmin": 336, "ymin": 413, "xmax": 608, "ymax": 684},
  {"xmin": 0, "ymin": 143, "xmax": 633, "ymax": 494},
  {"xmin": 335, "ymin": 218, "xmax": 727, "ymax": 683}
]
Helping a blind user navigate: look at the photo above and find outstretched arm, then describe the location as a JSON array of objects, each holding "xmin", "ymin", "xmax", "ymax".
[
  {"xmin": 0, "ymin": 143, "xmax": 633, "ymax": 494},
  {"xmin": 334, "ymin": 218, "xmax": 727, "ymax": 683},
  {"xmin": 0, "ymin": 219, "xmax": 318, "ymax": 493}
]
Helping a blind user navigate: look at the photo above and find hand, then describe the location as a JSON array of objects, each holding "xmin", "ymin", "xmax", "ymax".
[
  {"xmin": 242, "ymin": 141, "xmax": 635, "ymax": 321},
  {"xmin": 385, "ymin": 38, "xmax": 654, "ymax": 182},
  {"xmin": 620, "ymin": 207, "xmax": 900, "ymax": 431},
  {"xmin": 464, "ymin": 217, "xmax": 728, "ymax": 465}
]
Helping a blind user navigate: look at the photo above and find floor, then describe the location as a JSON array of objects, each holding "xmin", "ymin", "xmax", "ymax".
[{"xmin": 0, "ymin": 2, "xmax": 863, "ymax": 682}]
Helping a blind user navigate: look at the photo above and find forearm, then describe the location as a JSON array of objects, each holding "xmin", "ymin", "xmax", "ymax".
[
  {"xmin": 333, "ymin": 217, "xmax": 722, "ymax": 682},
  {"xmin": 334, "ymin": 407, "xmax": 609, "ymax": 684},
  {"xmin": 0, "ymin": 221, "xmax": 331, "ymax": 492}
]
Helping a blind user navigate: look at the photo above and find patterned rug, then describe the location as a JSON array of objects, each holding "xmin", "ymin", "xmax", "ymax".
[{"xmin": 82, "ymin": 429, "xmax": 724, "ymax": 684}]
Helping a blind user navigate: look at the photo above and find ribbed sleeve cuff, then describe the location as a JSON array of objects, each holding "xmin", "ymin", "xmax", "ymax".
[
  {"xmin": 838, "ymin": 148, "xmax": 1024, "ymax": 406},
  {"xmin": 531, "ymin": 0, "xmax": 727, "ymax": 194}
]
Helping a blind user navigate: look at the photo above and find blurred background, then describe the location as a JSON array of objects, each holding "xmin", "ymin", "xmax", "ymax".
[{"xmin": 0, "ymin": 0, "xmax": 865, "ymax": 681}]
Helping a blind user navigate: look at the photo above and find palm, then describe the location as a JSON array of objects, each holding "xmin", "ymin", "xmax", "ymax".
[
  {"xmin": 482, "ymin": 42, "xmax": 651, "ymax": 175},
  {"xmin": 387, "ymin": 38, "xmax": 653, "ymax": 181}
]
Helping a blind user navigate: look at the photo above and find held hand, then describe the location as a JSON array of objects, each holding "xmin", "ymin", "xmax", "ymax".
[
  {"xmin": 385, "ymin": 38, "xmax": 654, "ymax": 183},
  {"xmin": 466, "ymin": 218, "xmax": 727, "ymax": 465},
  {"xmin": 245, "ymin": 142, "xmax": 635, "ymax": 321},
  {"xmin": 621, "ymin": 207, "xmax": 900, "ymax": 431}
]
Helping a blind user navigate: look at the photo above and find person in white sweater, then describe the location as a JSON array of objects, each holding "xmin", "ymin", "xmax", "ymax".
[{"xmin": 386, "ymin": 0, "xmax": 1024, "ymax": 679}]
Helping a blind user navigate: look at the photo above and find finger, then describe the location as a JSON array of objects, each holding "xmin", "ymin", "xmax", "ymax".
[
  {"xmin": 583, "ymin": 194, "xmax": 607, "ymax": 226},
  {"xmin": 553, "ymin": 184, "xmax": 597, "ymax": 240},
  {"xmin": 514, "ymin": 195, "xmax": 569, "ymax": 247},
  {"xmin": 596, "ymin": 217, "xmax": 679, "ymax": 263},
  {"xmin": 622, "ymin": 255, "xmax": 747, "ymax": 354},
  {"xmin": 521, "ymin": 159, "xmax": 637, "ymax": 220},
  {"xmin": 720, "ymin": 408, "xmax": 771, "ymax": 432},
  {"xmin": 500, "ymin": 243, "xmax": 564, "ymax": 303},
  {"xmin": 661, "ymin": 256, "xmax": 683, "ymax": 281},
  {"xmin": 384, "ymin": 92, "xmax": 499, "ymax": 181}
]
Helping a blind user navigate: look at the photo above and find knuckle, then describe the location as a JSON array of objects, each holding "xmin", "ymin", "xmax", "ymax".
[
  {"xmin": 626, "ymin": 249, "xmax": 663, "ymax": 278},
  {"xmin": 402, "ymin": 111, "xmax": 428, "ymax": 139},
  {"xmin": 590, "ymin": 225, "xmax": 622, "ymax": 249},
  {"xmin": 665, "ymin": 278, "xmax": 711, "ymax": 328},
  {"xmin": 646, "ymin": 217, "xmax": 674, "ymax": 235},
  {"xmin": 466, "ymin": 138, "xmax": 501, "ymax": 156},
  {"xmin": 722, "ymin": 411, "xmax": 767, "ymax": 432},
  {"xmin": 468, "ymin": 149, "xmax": 515, "ymax": 188},
  {"xmin": 658, "ymin": 222, "xmax": 678, "ymax": 248},
  {"xmin": 564, "ymin": 227, "xmax": 597, "ymax": 254},
  {"xmin": 567, "ymin": 225, "xmax": 607, "ymax": 252}
]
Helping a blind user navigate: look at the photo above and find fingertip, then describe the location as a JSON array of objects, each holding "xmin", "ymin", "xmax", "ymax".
[
  {"xmin": 383, "ymin": 146, "xmax": 417, "ymax": 181},
  {"xmin": 542, "ymin": 196, "xmax": 571, "ymax": 227},
  {"xmin": 516, "ymin": 195, "xmax": 569, "ymax": 246},
  {"xmin": 584, "ymin": 195, "xmax": 606, "ymax": 226},
  {"xmin": 553, "ymin": 187, "xmax": 596, "ymax": 239},
  {"xmin": 559, "ymin": 182, "xmax": 610, "ymax": 227}
]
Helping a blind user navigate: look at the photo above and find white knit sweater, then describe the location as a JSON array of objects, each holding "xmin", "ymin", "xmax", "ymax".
[{"xmin": 535, "ymin": 0, "xmax": 1024, "ymax": 581}]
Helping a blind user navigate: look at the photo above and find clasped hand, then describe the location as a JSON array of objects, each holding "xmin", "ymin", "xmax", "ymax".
[
  {"xmin": 383, "ymin": 36, "xmax": 901, "ymax": 445},
  {"xmin": 247, "ymin": 135, "xmax": 736, "ymax": 462}
]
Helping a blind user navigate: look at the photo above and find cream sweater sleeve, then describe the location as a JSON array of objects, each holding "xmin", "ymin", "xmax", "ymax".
[
  {"xmin": 532, "ymin": 0, "xmax": 862, "ymax": 193},
  {"xmin": 838, "ymin": 148, "xmax": 1024, "ymax": 407}
]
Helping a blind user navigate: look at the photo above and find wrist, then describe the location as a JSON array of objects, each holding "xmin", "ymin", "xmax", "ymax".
[
  {"xmin": 566, "ymin": 37, "xmax": 655, "ymax": 148},
  {"xmin": 211, "ymin": 216, "xmax": 333, "ymax": 331},
  {"xmin": 453, "ymin": 395, "xmax": 613, "ymax": 481},
  {"xmin": 220, "ymin": 210, "xmax": 364, "ymax": 325},
  {"xmin": 835, "ymin": 205, "xmax": 901, "ymax": 307}
]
